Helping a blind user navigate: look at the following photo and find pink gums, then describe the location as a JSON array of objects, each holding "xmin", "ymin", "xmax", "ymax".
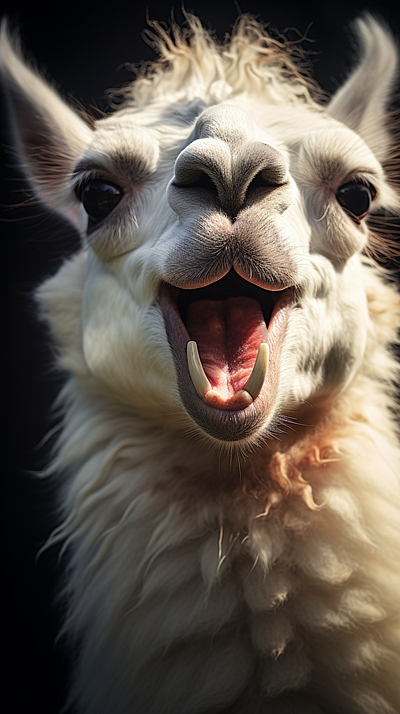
[{"xmin": 186, "ymin": 296, "xmax": 267, "ymax": 407}]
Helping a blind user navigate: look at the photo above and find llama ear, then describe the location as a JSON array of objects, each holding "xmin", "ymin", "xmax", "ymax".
[
  {"xmin": 0, "ymin": 19, "xmax": 93, "ymax": 223},
  {"xmin": 327, "ymin": 16, "xmax": 398, "ymax": 162}
]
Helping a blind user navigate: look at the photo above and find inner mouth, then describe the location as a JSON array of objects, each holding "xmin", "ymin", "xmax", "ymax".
[
  {"xmin": 177, "ymin": 270, "xmax": 278, "ymax": 327},
  {"xmin": 170, "ymin": 270, "xmax": 287, "ymax": 410}
]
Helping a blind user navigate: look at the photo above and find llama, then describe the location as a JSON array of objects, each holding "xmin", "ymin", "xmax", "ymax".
[{"xmin": 1, "ymin": 12, "xmax": 399, "ymax": 714}]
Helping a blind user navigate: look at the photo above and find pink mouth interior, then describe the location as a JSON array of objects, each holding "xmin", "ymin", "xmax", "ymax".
[{"xmin": 186, "ymin": 296, "xmax": 268, "ymax": 405}]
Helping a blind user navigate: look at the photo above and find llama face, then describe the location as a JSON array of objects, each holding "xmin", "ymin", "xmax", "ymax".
[
  {"xmin": 76, "ymin": 101, "xmax": 385, "ymax": 444},
  {"xmin": 0, "ymin": 16, "xmax": 397, "ymax": 447}
]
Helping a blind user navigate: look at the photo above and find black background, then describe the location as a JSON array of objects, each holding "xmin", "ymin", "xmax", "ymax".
[{"xmin": 2, "ymin": 1, "xmax": 399, "ymax": 712}]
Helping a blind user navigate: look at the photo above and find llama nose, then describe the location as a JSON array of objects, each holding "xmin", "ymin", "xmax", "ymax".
[{"xmin": 168, "ymin": 105, "xmax": 292, "ymax": 220}]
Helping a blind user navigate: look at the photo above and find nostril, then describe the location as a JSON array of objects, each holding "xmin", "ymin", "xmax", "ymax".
[
  {"xmin": 181, "ymin": 171, "xmax": 218, "ymax": 197},
  {"xmin": 167, "ymin": 164, "xmax": 222, "ymax": 217},
  {"xmin": 244, "ymin": 169, "xmax": 289, "ymax": 204},
  {"xmin": 247, "ymin": 172, "xmax": 276, "ymax": 192}
]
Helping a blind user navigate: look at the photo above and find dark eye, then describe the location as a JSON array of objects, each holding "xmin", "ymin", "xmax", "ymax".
[
  {"xmin": 336, "ymin": 182, "xmax": 376, "ymax": 224},
  {"xmin": 75, "ymin": 179, "xmax": 123, "ymax": 225}
]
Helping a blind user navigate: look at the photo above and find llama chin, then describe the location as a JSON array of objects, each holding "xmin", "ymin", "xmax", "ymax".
[{"xmin": 1, "ymin": 12, "xmax": 400, "ymax": 714}]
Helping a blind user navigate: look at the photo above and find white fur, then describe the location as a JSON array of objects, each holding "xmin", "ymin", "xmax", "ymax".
[{"xmin": 1, "ymin": 14, "xmax": 399, "ymax": 714}]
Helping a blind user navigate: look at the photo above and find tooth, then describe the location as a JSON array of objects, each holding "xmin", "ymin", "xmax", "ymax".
[
  {"xmin": 187, "ymin": 341, "xmax": 211, "ymax": 398},
  {"xmin": 244, "ymin": 343, "xmax": 269, "ymax": 399}
]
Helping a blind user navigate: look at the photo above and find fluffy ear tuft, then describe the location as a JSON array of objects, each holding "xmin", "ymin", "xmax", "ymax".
[
  {"xmin": 327, "ymin": 15, "xmax": 398, "ymax": 163},
  {"xmin": 0, "ymin": 18, "xmax": 93, "ymax": 222}
]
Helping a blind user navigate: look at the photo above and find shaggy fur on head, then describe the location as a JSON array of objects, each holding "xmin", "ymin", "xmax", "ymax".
[{"xmin": 1, "ymin": 13, "xmax": 400, "ymax": 714}]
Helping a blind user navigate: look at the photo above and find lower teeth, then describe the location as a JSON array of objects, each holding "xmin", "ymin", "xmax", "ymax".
[
  {"xmin": 186, "ymin": 340, "xmax": 269, "ymax": 404},
  {"xmin": 187, "ymin": 341, "xmax": 211, "ymax": 398},
  {"xmin": 243, "ymin": 342, "xmax": 269, "ymax": 398}
]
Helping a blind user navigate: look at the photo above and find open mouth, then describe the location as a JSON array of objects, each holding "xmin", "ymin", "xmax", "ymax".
[
  {"xmin": 160, "ymin": 269, "xmax": 295, "ymax": 441},
  {"xmin": 178, "ymin": 271, "xmax": 284, "ymax": 408}
]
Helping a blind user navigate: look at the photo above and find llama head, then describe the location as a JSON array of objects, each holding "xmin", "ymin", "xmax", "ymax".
[{"xmin": 1, "ymin": 15, "xmax": 398, "ymax": 448}]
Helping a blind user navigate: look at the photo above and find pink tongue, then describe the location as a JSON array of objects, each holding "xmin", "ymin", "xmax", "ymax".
[{"xmin": 186, "ymin": 297, "xmax": 267, "ymax": 401}]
